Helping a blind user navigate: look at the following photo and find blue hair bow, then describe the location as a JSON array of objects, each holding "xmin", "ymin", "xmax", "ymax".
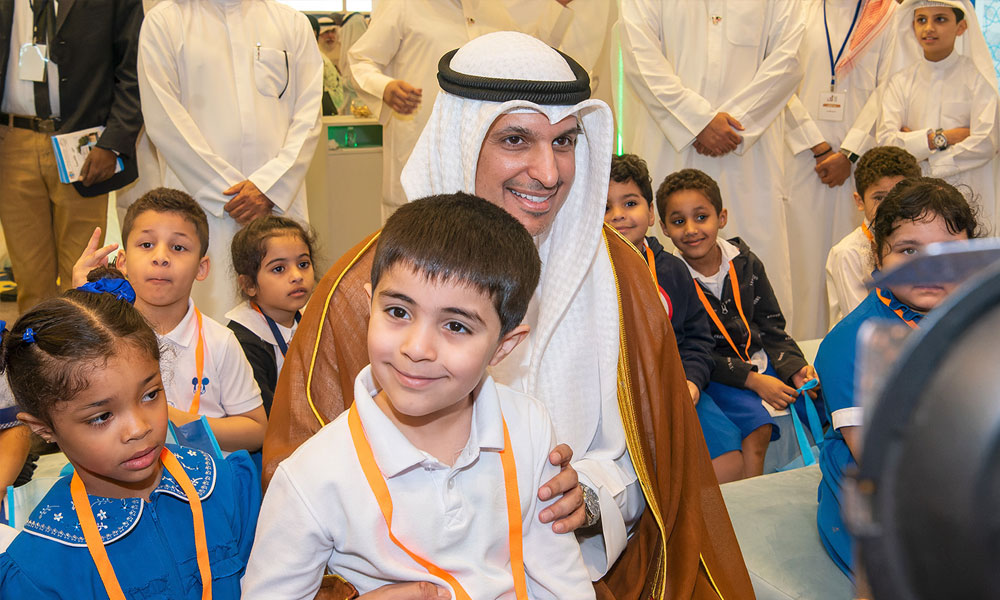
[
  {"xmin": 77, "ymin": 278, "xmax": 136, "ymax": 304},
  {"xmin": 22, "ymin": 328, "xmax": 35, "ymax": 343}
]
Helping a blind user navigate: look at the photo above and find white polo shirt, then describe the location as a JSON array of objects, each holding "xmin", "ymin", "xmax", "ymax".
[
  {"xmin": 159, "ymin": 299, "xmax": 262, "ymax": 418},
  {"xmin": 242, "ymin": 366, "xmax": 595, "ymax": 600}
]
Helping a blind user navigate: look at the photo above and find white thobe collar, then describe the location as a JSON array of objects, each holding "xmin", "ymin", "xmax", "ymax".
[
  {"xmin": 923, "ymin": 48, "xmax": 962, "ymax": 76},
  {"xmin": 352, "ymin": 365, "xmax": 505, "ymax": 479}
]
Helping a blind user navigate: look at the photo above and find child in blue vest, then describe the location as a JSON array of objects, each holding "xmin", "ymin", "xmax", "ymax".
[
  {"xmin": 815, "ymin": 176, "xmax": 982, "ymax": 577},
  {"xmin": 0, "ymin": 274, "xmax": 260, "ymax": 599}
]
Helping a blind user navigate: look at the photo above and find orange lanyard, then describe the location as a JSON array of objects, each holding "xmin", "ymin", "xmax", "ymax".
[
  {"xmin": 188, "ymin": 308, "xmax": 206, "ymax": 414},
  {"xmin": 693, "ymin": 262, "xmax": 753, "ymax": 362},
  {"xmin": 875, "ymin": 287, "xmax": 919, "ymax": 330},
  {"xmin": 70, "ymin": 448, "xmax": 213, "ymax": 600},
  {"xmin": 643, "ymin": 244, "xmax": 659, "ymax": 288},
  {"xmin": 348, "ymin": 403, "xmax": 528, "ymax": 600},
  {"xmin": 862, "ymin": 222, "xmax": 874, "ymax": 243}
]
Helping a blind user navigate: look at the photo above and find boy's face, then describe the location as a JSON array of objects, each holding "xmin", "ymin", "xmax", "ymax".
[
  {"xmin": 366, "ymin": 264, "xmax": 527, "ymax": 426},
  {"xmin": 605, "ymin": 179, "xmax": 655, "ymax": 248},
  {"xmin": 855, "ymin": 175, "xmax": 905, "ymax": 222},
  {"xmin": 913, "ymin": 7, "xmax": 967, "ymax": 62},
  {"xmin": 661, "ymin": 189, "xmax": 727, "ymax": 262},
  {"xmin": 119, "ymin": 210, "xmax": 209, "ymax": 312},
  {"xmin": 879, "ymin": 214, "xmax": 968, "ymax": 312}
]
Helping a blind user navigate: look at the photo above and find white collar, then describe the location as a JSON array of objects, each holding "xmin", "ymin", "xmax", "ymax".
[
  {"xmin": 352, "ymin": 365, "xmax": 505, "ymax": 479},
  {"xmin": 163, "ymin": 299, "xmax": 198, "ymax": 348},
  {"xmin": 224, "ymin": 301, "xmax": 296, "ymax": 347},
  {"xmin": 675, "ymin": 238, "xmax": 741, "ymax": 281}
]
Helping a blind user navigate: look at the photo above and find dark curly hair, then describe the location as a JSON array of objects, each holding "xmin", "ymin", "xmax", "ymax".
[
  {"xmin": 655, "ymin": 168, "xmax": 724, "ymax": 220},
  {"xmin": 854, "ymin": 146, "xmax": 921, "ymax": 198},
  {"xmin": 231, "ymin": 216, "xmax": 317, "ymax": 299},
  {"xmin": 870, "ymin": 177, "xmax": 983, "ymax": 264},
  {"xmin": 1, "ymin": 267, "xmax": 159, "ymax": 421},
  {"xmin": 610, "ymin": 154, "xmax": 654, "ymax": 206}
]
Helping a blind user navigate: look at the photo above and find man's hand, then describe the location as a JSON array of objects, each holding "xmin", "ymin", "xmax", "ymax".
[
  {"xmin": 357, "ymin": 583, "xmax": 449, "ymax": 600},
  {"xmin": 686, "ymin": 380, "xmax": 701, "ymax": 405},
  {"xmin": 745, "ymin": 371, "xmax": 797, "ymax": 410},
  {"xmin": 537, "ymin": 443, "xmax": 585, "ymax": 534},
  {"xmin": 79, "ymin": 147, "xmax": 118, "ymax": 186},
  {"xmin": 695, "ymin": 112, "xmax": 744, "ymax": 157},
  {"xmin": 790, "ymin": 365, "xmax": 820, "ymax": 400},
  {"xmin": 815, "ymin": 151, "xmax": 852, "ymax": 187},
  {"xmin": 383, "ymin": 80, "xmax": 422, "ymax": 115},
  {"xmin": 223, "ymin": 180, "xmax": 274, "ymax": 225},
  {"xmin": 72, "ymin": 227, "xmax": 119, "ymax": 287}
]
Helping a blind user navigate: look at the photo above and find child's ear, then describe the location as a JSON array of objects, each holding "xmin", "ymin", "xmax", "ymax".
[
  {"xmin": 490, "ymin": 324, "xmax": 530, "ymax": 367},
  {"xmin": 239, "ymin": 274, "xmax": 258, "ymax": 298},
  {"xmin": 196, "ymin": 255, "xmax": 211, "ymax": 282},
  {"xmin": 17, "ymin": 412, "xmax": 54, "ymax": 443},
  {"xmin": 116, "ymin": 250, "xmax": 128, "ymax": 277},
  {"xmin": 364, "ymin": 282, "xmax": 373, "ymax": 303},
  {"xmin": 718, "ymin": 208, "xmax": 728, "ymax": 228},
  {"xmin": 854, "ymin": 192, "xmax": 865, "ymax": 212},
  {"xmin": 646, "ymin": 204, "xmax": 656, "ymax": 228},
  {"xmin": 957, "ymin": 19, "xmax": 968, "ymax": 36}
]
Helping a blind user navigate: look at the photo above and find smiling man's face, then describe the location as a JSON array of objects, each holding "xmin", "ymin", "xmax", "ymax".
[{"xmin": 474, "ymin": 112, "xmax": 579, "ymax": 237}]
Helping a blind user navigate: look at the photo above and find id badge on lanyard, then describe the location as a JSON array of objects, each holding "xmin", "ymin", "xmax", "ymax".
[
  {"xmin": 820, "ymin": 0, "xmax": 863, "ymax": 122},
  {"xmin": 17, "ymin": 43, "xmax": 47, "ymax": 82}
]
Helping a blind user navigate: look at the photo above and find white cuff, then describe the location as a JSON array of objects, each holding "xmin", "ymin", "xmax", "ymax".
[
  {"xmin": 575, "ymin": 470, "xmax": 627, "ymax": 580},
  {"xmin": 832, "ymin": 406, "xmax": 863, "ymax": 430}
]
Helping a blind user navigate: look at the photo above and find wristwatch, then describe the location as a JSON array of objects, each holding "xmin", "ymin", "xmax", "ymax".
[
  {"xmin": 839, "ymin": 148, "xmax": 860, "ymax": 163},
  {"xmin": 933, "ymin": 128, "xmax": 949, "ymax": 151},
  {"xmin": 580, "ymin": 483, "xmax": 600, "ymax": 528}
]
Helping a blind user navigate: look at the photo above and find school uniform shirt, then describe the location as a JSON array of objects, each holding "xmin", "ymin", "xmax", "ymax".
[
  {"xmin": 644, "ymin": 236, "xmax": 714, "ymax": 390},
  {"xmin": 677, "ymin": 237, "xmax": 808, "ymax": 389},
  {"xmin": 242, "ymin": 365, "xmax": 595, "ymax": 600},
  {"xmin": 160, "ymin": 299, "xmax": 263, "ymax": 418},
  {"xmin": 0, "ymin": 446, "xmax": 261, "ymax": 599},
  {"xmin": 814, "ymin": 287, "xmax": 923, "ymax": 575},
  {"xmin": 225, "ymin": 301, "xmax": 299, "ymax": 416},
  {"xmin": 825, "ymin": 223, "xmax": 874, "ymax": 329},
  {"xmin": 618, "ymin": 0, "xmax": 807, "ymax": 326},
  {"xmin": 877, "ymin": 51, "xmax": 1000, "ymax": 226},
  {"xmin": 782, "ymin": 0, "xmax": 906, "ymax": 339},
  {"xmin": 138, "ymin": 0, "xmax": 323, "ymax": 319}
]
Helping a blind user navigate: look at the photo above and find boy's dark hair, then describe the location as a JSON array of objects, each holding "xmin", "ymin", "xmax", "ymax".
[
  {"xmin": 231, "ymin": 216, "xmax": 317, "ymax": 299},
  {"xmin": 121, "ymin": 187, "xmax": 210, "ymax": 257},
  {"xmin": 855, "ymin": 146, "xmax": 922, "ymax": 197},
  {"xmin": 1, "ymin": 267, "xmax": 159, "ymax": 421},
  {"xmin": 610, "ymin": 154, "xmax": 654, "ymax": 206},
  {"xmin": 655, "ymin": 168, "xmax": 724, "ymax": 220},
  {"xmin": 870, "ymin": 177, "xmax": 982, "ymax": 262},
  {"xmin": 953, "ymin": 7, "xmax": 965, "ymax": 22},
  {"xmin": 370, "ymin": 193, "xmax": 540, "ymax": 337}
]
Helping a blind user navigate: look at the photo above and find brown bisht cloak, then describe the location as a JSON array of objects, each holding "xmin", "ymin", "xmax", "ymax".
[{"xmin": 263, "ymin": 226, "xmax": 754, "ymax": 600}]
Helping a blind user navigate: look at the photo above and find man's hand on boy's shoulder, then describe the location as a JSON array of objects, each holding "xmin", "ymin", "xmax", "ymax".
[{"xmin": 537, "ymin": 443, "xmax": 586, "ymax": 533}]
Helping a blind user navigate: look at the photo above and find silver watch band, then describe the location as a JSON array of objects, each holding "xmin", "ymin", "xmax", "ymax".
[{"xmin": 580, "ymin": 483, "xmax": 600, "ymax": 528}]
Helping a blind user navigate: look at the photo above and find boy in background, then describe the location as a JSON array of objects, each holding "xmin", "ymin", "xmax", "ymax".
[
  {"xmin": 659, "ymin": 169, "xmax": 819, "ymax": 478},
  {"xmin": 244, "ymin": 194, "xmax": 594, "ymax": 599},
  {"xmin": 117, "ymin": 188, "xmax": 266, "ymax": 452},
  {"xmin": 826, "ymin": 146, "xmax": 921, "ymax": 327}
]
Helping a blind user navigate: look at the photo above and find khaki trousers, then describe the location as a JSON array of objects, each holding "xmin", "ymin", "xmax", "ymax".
[{"xmin": 0, "ymin": 124, "xmax": 108, "ymax": 313}]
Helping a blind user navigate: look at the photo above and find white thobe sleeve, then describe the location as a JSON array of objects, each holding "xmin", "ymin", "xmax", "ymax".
[
  {"xmin": 825, "ymin": 242, "xmax": 869, "ymax": 327},
  {"xmin": 138, "ymin": 11, "xmax": 245, "ymax": 214},
  {"xmin": 718, "ymin": 0, "xmax": 806, "ymax": 154},
  {"xmin": 618, "ymin": 0, "xmax": 716, "ymax": 152},
  {"xmin": 347, "ymin": 2, "xmax": 404, "ymax": 122},
  {"xmin": 523, "ymin": 0, "xmax": 576, "ymax": 51},
  {"xmin": 926, "ymin": 77, "xmax": 1000, "ymax": 177},
  {"xmin": 523, "ymin": 411, "xmax": 598, "ymax": 598},
  {"xmin": 876, "ymin": 74, "xmax": 935, "ymax": 162},
  {"xmin": 842, "ymin": 29, "xmax": 904, "ymax": 155},
  {"xmin": 572, "ymin": 442, "xmax": 645, "ymax": 579},
  {"xmin": 246, "ymin": 15, "xmax": 324, "ymax": 214},
  {"xmin": 241, "ymin": 466, "xmax": 333, "ymax": 600},
  {"xmin": 784, "ymin": 94, "xmax": 826, "ymax": 155}
]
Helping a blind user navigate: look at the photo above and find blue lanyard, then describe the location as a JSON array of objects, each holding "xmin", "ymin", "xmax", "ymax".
[
  {"xmin": 823, "ymin": 0, "xmax": 864, "ymax": 90},
  {"xmin": 253, "ymin": 303, "xmax": 301, "ymax": 356}
]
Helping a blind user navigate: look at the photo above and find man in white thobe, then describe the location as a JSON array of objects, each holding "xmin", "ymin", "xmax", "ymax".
[
  {"xmin": 782, "ymin": 0, "xmax": 904, "ymax": 338},
  {"xmin": 876, "ymin": 0, "xmax": 1000, "ymax": 227},
  {"xmin": 137, "ymin": 0, "xmax": 323, "ymax": 320},
  {"xmin": 618, "ymin": 0, "xmax": 806, "ymax": 326},
  {"xmin": 347, "ymin": 0, "xmax": 595, "ymax": 222}
]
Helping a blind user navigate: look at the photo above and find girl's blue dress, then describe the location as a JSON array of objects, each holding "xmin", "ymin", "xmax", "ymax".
[
  {"xmin": 0, "ymin": 445, "xmax": 260, "ymax": 599},
  {"xmin": 814, "ymin": 288, "xmax": 923, "ymax": 578}
]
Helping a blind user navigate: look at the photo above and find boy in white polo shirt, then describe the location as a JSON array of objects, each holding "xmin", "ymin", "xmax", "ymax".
[
  {"xmin": 118, "ymin": 188, "xmax": 267, "ymax": 452},
  {"xmin": 243, "ymin": 194, "xmax": 595, "ymax": 599}
]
